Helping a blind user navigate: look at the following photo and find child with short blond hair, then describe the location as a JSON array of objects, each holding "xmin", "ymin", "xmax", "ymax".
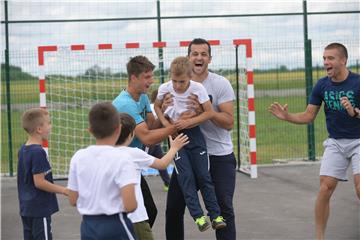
[
  {"xmin": 17, "ymin": 108, "xmax": 68, "ymax": 240},
  {"xmin": 154, "ymin": 56, "xmax": 226, "ymax": 232}
]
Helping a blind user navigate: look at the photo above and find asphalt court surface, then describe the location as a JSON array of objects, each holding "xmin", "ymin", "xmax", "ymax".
[{"xmin": 2, "ymin": 163, "xmax": 359, "ymax": 239}]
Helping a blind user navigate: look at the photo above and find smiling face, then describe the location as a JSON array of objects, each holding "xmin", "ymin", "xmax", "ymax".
[
  {"xmin": 188, "ymin": 43, "xmax": 212, "ymax": 79},
  {"xmin": 323, "ymin": 48, "xmax": 347, "ymax": 81}
]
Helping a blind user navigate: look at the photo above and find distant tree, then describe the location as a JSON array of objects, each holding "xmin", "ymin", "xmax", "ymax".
[
  {"xmin": 1, "ymin": 63, "xmax": 37, "ymax": 81},
  {"xmin": 279, "ymin": 65, "xmax": 288, "ymax": 71}
]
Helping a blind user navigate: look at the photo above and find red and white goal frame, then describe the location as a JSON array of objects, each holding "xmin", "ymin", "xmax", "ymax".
[{"xmin": 37, "ymin": 39, "xmax": 257, "ymax": 179}]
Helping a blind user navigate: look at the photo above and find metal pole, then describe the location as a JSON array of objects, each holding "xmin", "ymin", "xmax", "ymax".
[
  {"xmin": 4, "ymin": 0, "xmax": 14, "ymax": 176},
  {"xmin": 156, "ymin": 0, "xmax": 164, "ymax": 84},
  {"xmin": 303, "ymin": 0, "xmax": 315, "ymax": 160},
  {"xmin": 235, "ymin": 45, "xmax": 241, "ymax": 170}
]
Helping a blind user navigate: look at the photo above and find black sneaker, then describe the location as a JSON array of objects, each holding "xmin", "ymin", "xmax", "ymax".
[
  {"xmin": 195, "ymin": 216, "xmax": 211, "ymax": 232},
  {"xmin": 212, "ymin": 216, "xmax": 227, "ymax": 229}
]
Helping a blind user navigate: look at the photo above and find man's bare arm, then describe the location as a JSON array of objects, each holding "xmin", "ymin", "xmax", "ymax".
[
  {"xmin": 268, "ymin": 102, "xmax": 320, "ymax": 124},
  {"xmin": 135, "ymin": 121, "xmax": 176, "ymax": 146}
]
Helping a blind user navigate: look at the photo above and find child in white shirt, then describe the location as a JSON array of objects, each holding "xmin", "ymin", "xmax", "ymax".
[
  {"xmin": 67, "ymin": 102, "xmax": 138, "ymax": 240},
  {"xmin": 116, "ymin": 112, "xmax": 188, "ymax": 239}
]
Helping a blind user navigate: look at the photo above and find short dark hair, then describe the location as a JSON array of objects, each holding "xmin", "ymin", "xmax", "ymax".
[
  {"xmin": 187, "ymin": 38, "xmax": 211, "ymax": 57},
  {"xmin": 116, "ymin": 112, "xmax": 136, "ymax": 145},
  {"xmin": 325, "ymin": 43, "xmax": 348, "ymax": 59},
  {"xmin": 126, "ymin": 55, "xmax": 155, "ymax": 80},
  {"xmin": 89, "ymin": 102, "xmax": 119, "ymax": 139},
  {"xmin": 22, "ymin": 108, "xmax": 49, "ymax": 134}
]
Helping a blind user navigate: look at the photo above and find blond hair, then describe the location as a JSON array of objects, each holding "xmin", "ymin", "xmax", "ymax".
[
  {"xmin": 22, "ymin": 108, "xmax": 49, "ymax": 134},
  {"xmin": 170, "ymin": 56, "xmax": 192, "ymax": 78}
]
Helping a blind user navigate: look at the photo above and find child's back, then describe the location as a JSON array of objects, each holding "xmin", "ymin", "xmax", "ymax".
[
  {"xmin": 68, "ymin": 145, "xmax": 137, "ymax": 215},
  {"xmin": 67, "ymin": 102, "xmax": 138, "ymax": 240}
]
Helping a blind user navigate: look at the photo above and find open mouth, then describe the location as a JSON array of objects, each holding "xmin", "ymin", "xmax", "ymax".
[
  {"xmin": 195, "ymin": 63, "xmax": 203, "ymax": 67},
  {"xmin": 326, "ymin": 67, "xmax": 333, "ymax": 73}
]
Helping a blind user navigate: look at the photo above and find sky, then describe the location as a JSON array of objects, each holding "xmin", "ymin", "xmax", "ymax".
[{"xmin": 1, "ymin": 0, "xmax": 359, "ymax": 74}]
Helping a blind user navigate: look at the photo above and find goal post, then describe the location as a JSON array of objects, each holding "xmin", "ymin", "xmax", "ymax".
[
  {"xmin": 235, "ymin": 39, "xmax": 257, "ymax": 179},
  {"xmin": 37, "ymin": 39, "xmax": 257, "ymax": 179}
]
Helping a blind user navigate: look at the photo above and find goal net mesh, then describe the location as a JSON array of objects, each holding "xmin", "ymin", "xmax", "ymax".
[{"xmin": 40, "ymin": 44, "xmax": 251, "ymax": 178}]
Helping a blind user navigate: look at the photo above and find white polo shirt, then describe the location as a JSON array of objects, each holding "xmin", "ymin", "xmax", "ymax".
[{"xmin": 67, "ymin": 145, "xmax": 138, "ymax": 215}]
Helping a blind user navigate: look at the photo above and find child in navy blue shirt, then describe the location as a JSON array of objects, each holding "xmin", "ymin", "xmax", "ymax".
[{"xmin": 17, "ymin": 108, "xmax": 69, "ymax": 240}]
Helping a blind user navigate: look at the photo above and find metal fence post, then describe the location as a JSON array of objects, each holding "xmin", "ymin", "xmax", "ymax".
[
  {"xmin": 303, "ymin": 0, "xmax": 316, "ymax": 160},
  {"xmin": 4, "ymin": 0, "xmax": 14, "ymax": 175},
  {"xmin": 157, "ymin": 0, "xmax": 164, "ymax": 84}
]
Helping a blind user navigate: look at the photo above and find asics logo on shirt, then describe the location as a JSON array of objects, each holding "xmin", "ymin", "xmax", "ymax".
[{"xmin": 324, "ymin": 90, "xmax": 356, "ymax": 111}]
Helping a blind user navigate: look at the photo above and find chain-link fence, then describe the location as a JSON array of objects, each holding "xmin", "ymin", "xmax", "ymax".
[{"xmin": 1, "ymin": 0, "xmax": 359, "ymax": 175}]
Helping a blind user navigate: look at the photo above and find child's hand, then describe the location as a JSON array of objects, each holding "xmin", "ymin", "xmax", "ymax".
[
  {"xmin": 162, "ymin": 93, "xmax": 174, "ymax": 112},
  {"xmin": 174, "ymin": 119, "xmax": 191, "ymax": 130},
  {"xmin": 169, "ymin": 133, "xmax": 189, "ymax": 151},
  {"xmin": 187, "ymin": 93, "xmax": 203, "ymax": 115},
  {"xmin": 62, "ymin": 188, "xmax": 70, "ymax": 196},
  {"xmin": 179, "ymin": 110, "xmax": 197, "ymax": 120}
]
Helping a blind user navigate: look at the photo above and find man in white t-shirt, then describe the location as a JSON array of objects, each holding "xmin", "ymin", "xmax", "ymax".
[{"xmin": 165, "ymin": 39, "xmax": 237, "ymax": 240}]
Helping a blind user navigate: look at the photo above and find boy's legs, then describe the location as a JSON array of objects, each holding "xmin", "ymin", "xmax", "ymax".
[
  {"xmin": 159, "ymin": 169, "xmax": 170, "ymax": 187},
  {"xmin": 140, "ymin": 175, "xmax": 157, "ymax": 227},
  {"xmin": 210, "ymin": 153, "xmax": 237, "ymax": 240},
  {"xmin": 148, "ymin": 144, "xmax": 170, "ymax": 187},
  {"xmin": 21, "ymin": 216, "xmax": 53, "ymax": 240},
  {"xmin": 174, "ymin": 148, "xmax": 204, "ymax": 219},
  {"xmin": 165, "ymin": 173, "xmax": 186, "ymax": 240},
  {"xmin": 191, "ymin": 147, "xmax": 221, "ymax": 220}
]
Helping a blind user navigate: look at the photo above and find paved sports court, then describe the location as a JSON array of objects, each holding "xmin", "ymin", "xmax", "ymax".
[{"xmin": 2, "ymin": 163, "xmax": 359, "ymax": 240}]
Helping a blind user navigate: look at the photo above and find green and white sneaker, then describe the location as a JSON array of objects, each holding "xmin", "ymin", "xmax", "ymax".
[
  {"xmin": 212, "ymin": 216, "xmax": 227, "ymax": 229},
  {"xmin": 195, "ymin": 216, "xmax": 211, "ymax": 232}
]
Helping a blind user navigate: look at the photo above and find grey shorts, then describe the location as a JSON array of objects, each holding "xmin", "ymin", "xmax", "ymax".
[{"xmin": 320, "ymin": 138, "xmax": 360, "ymax": 181}]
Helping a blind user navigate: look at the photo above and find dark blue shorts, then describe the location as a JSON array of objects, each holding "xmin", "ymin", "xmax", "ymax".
[
  {"xmin": 81, "ymin": 213, "xmax": 136, "ymax": 240},
  {"xmin": 21, "ymin": 216, "xmax": 52, "ymax": 240}
]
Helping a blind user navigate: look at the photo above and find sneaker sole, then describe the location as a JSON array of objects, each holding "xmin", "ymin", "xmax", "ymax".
[
  {"xmin": 199, "ymin": 224, "xmax": 211, "ymax": 232},
  {"xmin": 212, "ymin": 223, "xmax": 227, "ymax": 230}
]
